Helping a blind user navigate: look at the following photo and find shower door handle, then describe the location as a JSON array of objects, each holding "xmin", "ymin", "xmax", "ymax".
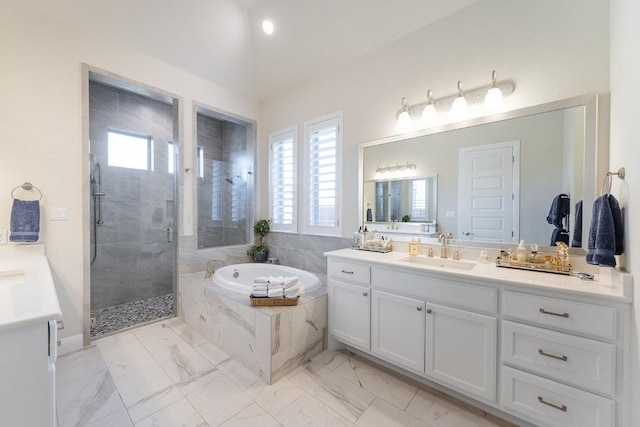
[{"xmin": 166, "ymin": 228, "xmax": 173, "ymax": 242}]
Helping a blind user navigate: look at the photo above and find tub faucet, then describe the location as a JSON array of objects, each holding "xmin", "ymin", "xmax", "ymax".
[
  {"xmin": 204, "ymin": 259, "xmax": 226, "ymax": 279},
  {"xmin": 439, "ymin": 233, "xmax": 453, "ymax": 258}
]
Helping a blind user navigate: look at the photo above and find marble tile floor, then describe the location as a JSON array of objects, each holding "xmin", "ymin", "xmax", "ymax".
[
  {"xmin": 58, "ymin": 317, "xmax": 517, "ymax": 427},
  {"xmin": 90, "ymin": 294, "xmax": 174, "ymax": 337}
]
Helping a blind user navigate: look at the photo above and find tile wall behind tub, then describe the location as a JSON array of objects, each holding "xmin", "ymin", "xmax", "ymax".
[
  {"xmin": 267, "ymin": 233, "xmax": 352, "ymax": 284},
  {"xmin": 177, "ymin": 233, "xmax": 350, "ymax": 283}
]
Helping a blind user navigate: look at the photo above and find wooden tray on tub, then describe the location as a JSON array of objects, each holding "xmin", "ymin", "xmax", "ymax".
[{"xmin": 249, "ymin": 296, "xmax": 299, "ymax": 307}]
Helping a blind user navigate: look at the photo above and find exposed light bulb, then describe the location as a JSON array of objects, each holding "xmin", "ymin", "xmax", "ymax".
[
  {"xmin": 484, "ymin": 71, "xmax": 504, "ymax": 111},
  {"xmin": 262, "ymin": 20, "xmax": 274, "ymax": 35},
  {"xmin": 450, "ymin": 81, "xmax": 467, "ymax": 118},
  {"xmin": 422, "ymin": 90, "xmax": 437, "ymax": 125},
  {"xmin": 397, "ymin": 97, "xmax": 411, "ymax": 129}
]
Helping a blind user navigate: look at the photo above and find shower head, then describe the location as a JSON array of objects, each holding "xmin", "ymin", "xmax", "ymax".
[{"xmin": 224, "ymin": 174, "xmax": 241, "ymax": 184}]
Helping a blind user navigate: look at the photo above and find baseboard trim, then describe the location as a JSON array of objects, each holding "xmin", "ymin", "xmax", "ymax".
[{"xmin": 58, "ymin": 334, "xmax": 84, "ymax": 356}]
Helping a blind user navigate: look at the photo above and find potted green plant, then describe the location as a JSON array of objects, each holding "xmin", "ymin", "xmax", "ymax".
[{"xmin": 247, "ymin": 219, "xmax": 270, "ymax": 263}]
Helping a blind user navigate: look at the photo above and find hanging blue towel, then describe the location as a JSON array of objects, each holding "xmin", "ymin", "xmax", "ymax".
[
  {"xmin": 10, "ymin": 199, "xmax": 41, "ymax": 242},
  {"xmin": 571, "ymin": 200, "xmax": 583, "ymax": 247},
  {"xmin": 586, "ymin": 194, "xmax": 624, "ymax": 267},
  {"xmin": 546, "ymin": 194, "xmax": 571, "ymax": 227},
  {"xmin": 550, "ymin": 227, "xmax": 569, "ymax": 246}
]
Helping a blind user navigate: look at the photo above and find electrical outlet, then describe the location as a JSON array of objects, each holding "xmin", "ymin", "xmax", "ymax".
[{"xmin": 0, "ymin": 229, "xmax": 7, "ymax": 244}]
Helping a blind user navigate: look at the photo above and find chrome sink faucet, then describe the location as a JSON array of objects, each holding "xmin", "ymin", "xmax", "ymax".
[{"xmin": 438, "ymin": 233, "xmax": 453, "ymax": 258}]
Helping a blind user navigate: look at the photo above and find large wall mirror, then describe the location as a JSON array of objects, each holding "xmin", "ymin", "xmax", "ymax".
[{"xmin": 359, "ymin": 94, "xmax": 599, "ymax": 249}]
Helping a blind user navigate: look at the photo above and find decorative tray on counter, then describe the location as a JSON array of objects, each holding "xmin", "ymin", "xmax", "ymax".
[
  {"xmin": 495, "ymin": 257, "xmax": 572, "ymax": 275},
  {"xmin": 351, "ymin": 245, "xmax": 392, "ymax": 253}
]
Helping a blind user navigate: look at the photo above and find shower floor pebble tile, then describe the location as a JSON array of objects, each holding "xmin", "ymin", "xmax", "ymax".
[
  {"xmin": 57, "ymin": 318, "xmax": 517, "ymax": 427},
  {"xmin": 90, "ymin": 294, "xmax": 174, "ymax": 337}
]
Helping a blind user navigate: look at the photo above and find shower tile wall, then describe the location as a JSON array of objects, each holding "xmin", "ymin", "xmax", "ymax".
[
  {"xmin": 197, "ymin": 114, "xmax": 250, "ymax": 249},
  {"xmin": 90, "ymin": 81, "xmax": 175, "ymax": 310}
]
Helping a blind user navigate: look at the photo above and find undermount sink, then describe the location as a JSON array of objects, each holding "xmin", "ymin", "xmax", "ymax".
[
  {"xmin": 399, "ymin": 256, "xmax": 476, "ymax": 271},
  {"xmin": 0, "ymin": 269, "xmax": 25, "ymax": 286}
]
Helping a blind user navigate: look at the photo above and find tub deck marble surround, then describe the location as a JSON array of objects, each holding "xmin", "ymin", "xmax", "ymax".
[
  {"xmin": 179, "ymin": 271, "xmax": 328, "ymax": 384},
  {"xmin": 56, "ymin": 318, "xmax": 515, "ymax": 426}
]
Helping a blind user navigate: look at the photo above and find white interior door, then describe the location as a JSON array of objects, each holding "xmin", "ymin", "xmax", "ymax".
[{"xmin": 458, "ymin": 141, "xmax": 519, "ymax": 243}]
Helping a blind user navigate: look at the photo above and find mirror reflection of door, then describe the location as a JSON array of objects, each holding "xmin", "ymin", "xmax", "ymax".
[{"xmin": 458, "ymin": 141, "xmax": 520, "ymax": 243}]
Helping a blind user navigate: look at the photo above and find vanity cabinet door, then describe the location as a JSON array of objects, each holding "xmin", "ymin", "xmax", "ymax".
[
  {"xmin": 329, "ymin": 280, "xmax": 371, "ymax": 350},
  {"xmin": 371, "ymin": 290, "xmax": 425, "ymax": 372},
  {"xmin": 425, "ymin": 303, "xmax": 497, "ymax": 402}
]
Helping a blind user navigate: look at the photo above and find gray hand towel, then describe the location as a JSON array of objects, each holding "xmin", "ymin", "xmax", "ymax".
[{"xmin": 10, "ymin": 199, "xmax": 40, "ymax": 242}]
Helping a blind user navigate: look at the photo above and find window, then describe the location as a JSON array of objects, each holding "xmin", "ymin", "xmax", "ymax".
[
  {"xmin": 107, "ymin": 129, "xmax": 153, "ymax": 171},
  {"xmin": 410, "ymin": 179, "xmax": 428, "ymax": 220},
  {"xmin": 168, "ymin": 142, "xmax": 175, "ymax": 174},
  {"xmin": 211, "ymin": 160, "xmax": 223, "ymax": 221},
  {"xmin": 196, "ymin": 146, "xmax": 204, "ymax": 178},
  {"xmin": 305, "ymin": 112, "xmax": 342, "ymax": 236},
  {"xmin": 269, "ymin": 127, "xmax": 297, "ymax": 233}
]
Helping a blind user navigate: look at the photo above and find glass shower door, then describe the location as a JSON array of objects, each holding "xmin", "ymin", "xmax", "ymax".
[{"xmin": 89, "ymin": 80, "xmax": 177, "ymax": 337}]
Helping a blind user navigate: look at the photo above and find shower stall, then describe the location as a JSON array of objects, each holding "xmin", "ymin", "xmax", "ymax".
[{"xmin": 88, "ymin": 79, "xmax": 178, "ymax": 337}]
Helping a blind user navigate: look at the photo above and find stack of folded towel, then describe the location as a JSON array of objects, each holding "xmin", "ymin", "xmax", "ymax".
[{"xmin": 251, "ymin": 275, "xmax": 301, "ymax": 298}]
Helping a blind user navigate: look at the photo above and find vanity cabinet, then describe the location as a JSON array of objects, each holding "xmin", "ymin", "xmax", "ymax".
[
  {"xmin": 371, "ymin": 290, "xmax": 425, "ymax": 372},
  {"xmin": 330, "ymin": 281, "xmax": 371, "ymax": 350},
  {"xmin": 501, "ymin": 290, "xmax": 619, "ymax": 427},
  {"xmin": 328, "ymin": 260, "xmax": 371, "ymax": 351},
  {"xmin": 326, "ymin": 250, "xmax": 631, "ymax": 427},
  {"xmin": 426, "ymin": 302, "xmax": 496, "ymax": 401}
]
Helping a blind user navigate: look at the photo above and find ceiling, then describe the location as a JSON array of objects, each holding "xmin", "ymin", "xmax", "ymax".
[{"xmin": 20, "ymin": 0, "xmax": 479, "ymax": 100}]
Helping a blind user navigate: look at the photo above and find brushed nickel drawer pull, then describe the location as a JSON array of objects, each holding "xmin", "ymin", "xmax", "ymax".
[
  {"xmin": 538, "ymin": 349, "xmax": 568, "ymax": 361},
  {"xmin": 539, "ymin": 308, "xmax": 569, "ymax": 318},
  {"xmin": 426, "ymin": 309, "xmax": 432, "ymax": 314},
  {"xmin": 362, "ymin": 292, "xmax": 368, "ymax": 297},
  {"xmin": 417, "ymin": 306, "xmax": 423, "ymax": 311},
  {"xmin": 538, "ymin": 396, "xmax": 567, "ymax": 412},
  {"xmin": 341, "ymin": 270, "xmax": 354, "ymax": 274}
]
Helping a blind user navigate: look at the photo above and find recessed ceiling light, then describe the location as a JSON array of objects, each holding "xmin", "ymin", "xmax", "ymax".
[{"xmin": 262, "ymin": 20, "xmax": 274, "ymax": 35}]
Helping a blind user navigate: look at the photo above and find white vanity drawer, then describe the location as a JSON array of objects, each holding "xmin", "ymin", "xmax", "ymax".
[
  {"xmin": 501, "ymin": 366, "xmax": 614, "ymax": 427},
  {"xmin": 328, "ymin": 260, "xmax": 371, "ymax": 285},
  {"xmin": 503, "ymin": 291, "xmax": 617, "ymax": 340},
  {"xmin": 372, "ymin": 267, "xmax": 497, "ymax": 314},
  {"xmin": 502, "ymin": 321, "xmax": 616, "ymax": 396}
]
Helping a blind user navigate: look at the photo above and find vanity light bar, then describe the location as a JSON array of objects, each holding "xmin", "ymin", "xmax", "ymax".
[
  {"xmin": 376, "ymin": 162, "xmax": 417, "ymax": 174},
  {"xmin": 397, "ymin": 70, "xmax": 515, "ymax": 125}
]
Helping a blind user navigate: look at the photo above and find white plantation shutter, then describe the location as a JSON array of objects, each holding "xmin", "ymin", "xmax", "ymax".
[
  {"xmin": 269, "ymin": 127, "xmax": 297, "ymax": 232},
  {"xmin": 410, "ymin": 179, "xmax": 427, "ymax": 220},
  {"xmin": 305, "ymin": 113, "xmax": 342, "ymax": 236}
]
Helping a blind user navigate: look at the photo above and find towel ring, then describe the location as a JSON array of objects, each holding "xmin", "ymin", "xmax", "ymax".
[
  {"xmin": 601, "ymin": 167, "xmax": 625, "ymax": 196},
  {"xmin": 11, "ymin": 182, "xmax": 43, "ymax": 201}
]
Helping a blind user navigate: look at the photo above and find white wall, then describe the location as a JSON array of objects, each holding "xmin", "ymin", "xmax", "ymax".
[
  {"xmin": 0, "ymin": 1, "xmax": 259, "ymax": 339},
  {"xmin": 610, "ymin": 0, "xmax": 640, "ymax": 424},
  {"xmin": 260, "ymin": 0, "xmax": 610, "ymax": 237}
]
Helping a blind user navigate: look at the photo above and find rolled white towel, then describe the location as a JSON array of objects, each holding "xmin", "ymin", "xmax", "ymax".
[
  {"xmin": 253, "ymin": 277, "xmax": 269, "ymax": 284},
  {"xmin": 252, "ymin": 284, "xmax": 268, "ymax": 292},
  {"xmin": 251, "ymin": 290, "xmax": 268, "ymax": 298},
  {"xmin": 268, "ymin": 275, "xmax": 285, "ymax": 286},
  {"xmin": 284, "ymin": 288, "xmax": 300, "ymax": 298},
  {"xmin": 282, "ymin": 276, "xmax": 299, "ymax": 288},
  {"xmin": 267, "ymin": 287, "xmax": 285, "ymax": 298}
]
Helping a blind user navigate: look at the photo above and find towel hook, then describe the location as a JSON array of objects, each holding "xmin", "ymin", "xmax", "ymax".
[
  {"xmin": 11, "ymin": 182, "xmax": 43, "ymax": 201},
  {"xmin": 601, "ymin": 167, "xmax": 625, "ymax": 196}
]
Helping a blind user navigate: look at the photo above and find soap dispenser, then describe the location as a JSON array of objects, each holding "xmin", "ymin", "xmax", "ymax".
[
  {"xmin": 409, "ymin": 239, "xmax": 418, "ymax": 256},
  {"xmin": 516, "ymin": 240, "xmax": 527, "ymax": 261}
]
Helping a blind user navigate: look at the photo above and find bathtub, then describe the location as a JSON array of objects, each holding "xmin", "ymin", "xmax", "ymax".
[{"xmin": 212, "ymin": 263, "xmax": 321, "ymax": 295}]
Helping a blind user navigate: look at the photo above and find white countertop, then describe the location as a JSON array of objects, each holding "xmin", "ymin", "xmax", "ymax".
[
  {"xmin": 0, "ymin": 245, "xmax": 62, "ymax": 332},
  {"xmin": 324, "ymin": 248, "xmax": 633, "ymax": 303}
]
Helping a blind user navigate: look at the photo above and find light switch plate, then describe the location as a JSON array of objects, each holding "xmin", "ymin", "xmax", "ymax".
[
  {"xmin": 0, "ymin": 229, "xmax": 6, "ymax": 244},
  {"xmin": 51, "ymin": 207, "xmax": 69, "ymax": 221}
]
